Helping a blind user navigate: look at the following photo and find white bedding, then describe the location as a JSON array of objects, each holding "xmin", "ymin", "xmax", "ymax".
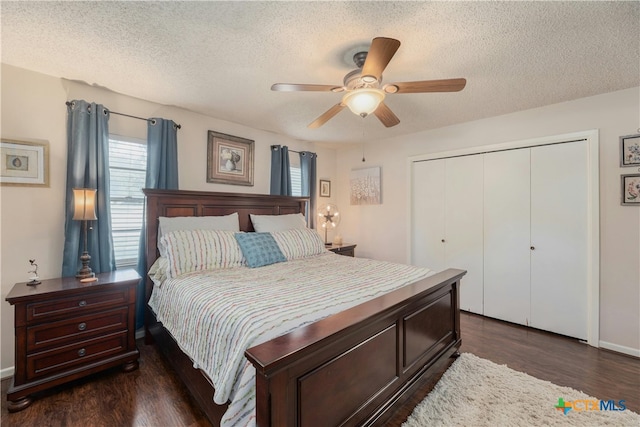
[{"xmin": 149, "ymin": 252, "xmax": 433, "ymax": 427}]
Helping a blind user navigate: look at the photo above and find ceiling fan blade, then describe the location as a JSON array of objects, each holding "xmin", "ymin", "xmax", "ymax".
[
  {"xmin": 386, "ymin": 78, "xmax": 467, "ymax": 94},
  {"xmin": 361, "ymin": 37, "xmax": 401, "ymax": 82},
  {"xmin": 308, "ymin": 103, "xmax": 345, "ymax": 129},
  {"xmin": 271, "ymin": 83, "xmax": 343, "ymax": 92},
  {"xmin": 374, "ymin": 102, "xmax": 400, "ymax": 128}
]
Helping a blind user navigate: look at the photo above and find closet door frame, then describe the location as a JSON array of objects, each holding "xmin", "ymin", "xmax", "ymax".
[{"xmin": 407, "ymin": 129, "xmax": 600, "ymax": 347}]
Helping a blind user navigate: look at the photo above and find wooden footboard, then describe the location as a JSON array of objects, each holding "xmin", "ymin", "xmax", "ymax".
[{"xmin": 246, "ymin": 268, "xmax": 465, "ymax": 427}]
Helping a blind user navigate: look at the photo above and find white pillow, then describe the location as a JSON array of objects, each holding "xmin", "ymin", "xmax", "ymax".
[
  {"xmin": 158, "ymin": 213, "xmax": 240, "ymax": 252},
  {"xmin": 250, "ymin": 213, "xmax": 307, "ymax": 232},
  {"xmin": 160, "ymin": 230, "xmax": 245, "ymax": 278},
  {"xmin": 147, "ymin": 256, "xmax": 169, "ymax": 287},
  {"xmin": 271, "ymin": 228, "xmax": 327, "ymax": 260}
]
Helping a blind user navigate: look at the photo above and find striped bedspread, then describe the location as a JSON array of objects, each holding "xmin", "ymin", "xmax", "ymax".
[{"xmin": 149, "ymin": 252, "xmax": 434, "ymax": 427}]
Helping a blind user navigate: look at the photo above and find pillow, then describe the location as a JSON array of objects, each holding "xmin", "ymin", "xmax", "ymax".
[
  {"xmin": 250, "ymin": 213, "xmax": 306, "ymax": 232},
  {"xmin": 271, "ymin": 228, "xmax": 327, "ymax": 260},
  {"xmin": 160, "ymin": 229, "xmax": 245, "ymax": 278},
  {"xmin": 234, "ymin": 232, "xmax": 286, "ymax": 268},
  {"xmin": 158, "ymin": 213, "xmax": 240, "ymax": 252},
  {"xmin": 147, "ymin": 257, "xmax": 169, "ymax": 287}
]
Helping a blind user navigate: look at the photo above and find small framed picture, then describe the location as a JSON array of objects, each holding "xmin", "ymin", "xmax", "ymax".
[
  {"xmin": 320, "ymin": 179, "xmax": 331, "ymax": 197},
  {"xmin": 621, "ymin": 174, "xmax": 640, "ymax": 205},
  {"xmin": 620, "ymin": 134, "xmax": 640, "ymax": 167},
  {"xmin": 0, "ymin": 138, "xmax": 49, "ymax": 187},
  {"xmin": 207, "ymin": 131, "xmax": 254, "ymax": 186}
]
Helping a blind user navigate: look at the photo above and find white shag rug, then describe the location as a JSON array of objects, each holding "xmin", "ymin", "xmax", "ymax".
[{"xmin": 403, "ymin": 353, "xmax": 639, "ymax": 427}]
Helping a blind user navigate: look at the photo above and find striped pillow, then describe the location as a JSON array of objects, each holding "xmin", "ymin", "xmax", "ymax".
[
  {"xmin": 271, "ymin": 228, "xmax": 327, "ymax": 260},
  {"xmin": 160, "ymin": 230, "xmax": 245, "ymax": 278}
]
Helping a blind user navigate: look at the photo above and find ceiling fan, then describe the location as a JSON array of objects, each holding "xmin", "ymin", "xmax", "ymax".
[{"xmin": 271, "ymin": 37, "xmax": 466, "ymax": 129}]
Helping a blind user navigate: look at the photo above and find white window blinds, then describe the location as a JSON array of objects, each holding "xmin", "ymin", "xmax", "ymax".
[{"xmin": 108, "ymin": 136, "xmax": 147, "ymax": 268}]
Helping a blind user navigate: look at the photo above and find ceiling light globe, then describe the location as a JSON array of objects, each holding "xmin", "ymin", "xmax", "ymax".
[{"xmin": 342, "ymin": 88, "xmax": 385, "ymax": 117}]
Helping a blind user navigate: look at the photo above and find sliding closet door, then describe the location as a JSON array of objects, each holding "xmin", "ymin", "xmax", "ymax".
[
  {"xmin": 530, "ymin": 141, "xmax": 588, "ymax": 339},
  {"xmin": 411, "ymin": 159, "xmax": 446, "ymax": 272},
  {"xmin": 483, "ymin": 149, "xmax": 531, "ymax": 325},
  {"xmin": 445, "ymin": 156, "xmax": 484, "ymax": 314}
]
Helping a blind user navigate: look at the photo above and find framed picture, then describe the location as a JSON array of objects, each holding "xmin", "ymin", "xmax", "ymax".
[
  {"xmin": 620, "ymin": 134, "xmax": 640, "ymax": 167},
  {"xmin": 0, "ymin": 138, "xmax": 49, "ymax": 187},
  {"xmin": 207, "ymin": 131, "xmax": 254, "ymax": 186},
  {"xmin": 621, "ymin": 174, "xmax": 640, "ymax": 205},
  {"xmin": 320, "ymin": 179, "xmax": 331, "ymax": 197},
  {"xmin": 350, "ymin": 166, "xmax": 381, "ymax": 205}
]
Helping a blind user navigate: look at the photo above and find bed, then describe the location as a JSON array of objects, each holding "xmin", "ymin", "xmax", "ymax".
[{"xmin": 143, "ymin": 188, "xmax": 465, "ymax": 427}]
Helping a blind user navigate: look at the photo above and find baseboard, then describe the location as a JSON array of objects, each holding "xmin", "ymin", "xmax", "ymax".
[
  {"xmin": 1, "ymin": 366, "xmax": 15, "ymax": 380},
  {"xmin": 599, "ymin": 340, "xmax": 640, "ymax": 358},
  {"xmin": 135, "ymin": 328, "xmax": 146, "ymax": 340}
]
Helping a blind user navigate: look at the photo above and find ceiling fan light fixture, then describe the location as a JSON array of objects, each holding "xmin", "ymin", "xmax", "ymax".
[{"xmin": 342, "ymin": 88, "xmax": 385, "ymax": 117}]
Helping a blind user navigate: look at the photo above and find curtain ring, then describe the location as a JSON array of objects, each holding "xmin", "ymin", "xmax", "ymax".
[
  {"xmin": 103, "ymin": 109, "xmax": 109, "ymax": 116},
  {"xmin": 150, "ymin": 119, "xmax": 157, "ymax": 125}
]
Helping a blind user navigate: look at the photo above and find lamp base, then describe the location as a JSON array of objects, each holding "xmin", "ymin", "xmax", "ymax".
[
  {"xmin": 76, "ymin": 270, "xmax": 95, "ymax": 279},
  {"xmin": 76, "ymin": 251, "xmax": 95, "ymax": 279}
]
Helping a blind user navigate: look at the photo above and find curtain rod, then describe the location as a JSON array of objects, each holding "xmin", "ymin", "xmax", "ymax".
[
  {"xmin": 65, "ymin": 101, "xmax": 181, "ymax": 129},
  {"xmin": 271, "ymin": 146, "xmax": 316, "ymax": 156}
]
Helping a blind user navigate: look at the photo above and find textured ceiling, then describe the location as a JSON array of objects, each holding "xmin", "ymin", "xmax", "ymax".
[{"xmin": 2, "ymin": 1, "xmax": 639, "ymax": 144}]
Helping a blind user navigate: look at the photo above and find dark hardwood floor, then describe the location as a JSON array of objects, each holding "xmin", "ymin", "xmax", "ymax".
[{"xmin": 2, "ymin": 312, "xmax": 638, "ymax": 426}]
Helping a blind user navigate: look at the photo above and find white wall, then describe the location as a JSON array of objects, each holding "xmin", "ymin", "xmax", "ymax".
[
  {"xmin": 0, "ymin": 64, "xmax": 337, "ymax": 373},
  {"xmin": 335, "ymin": 87, "xmax": 640, "ymax": 356}
]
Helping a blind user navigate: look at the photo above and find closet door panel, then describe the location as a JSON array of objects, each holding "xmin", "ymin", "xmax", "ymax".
[
  {"xmin": 483, "ymin": 149, "xmax": 531, "ymax": 325},
  {"xmin": 530, "ymin": 141, "xmax": 588, "ymax": 339},
  {"xmin": 411, "ymin": 160, "xmax": 446, "ymax": 272},
  {"xmin": 445, "ymin": 156, "xmax": 484, "ymax": 314}
]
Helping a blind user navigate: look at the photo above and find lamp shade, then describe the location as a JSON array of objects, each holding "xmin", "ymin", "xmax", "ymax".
[
  {"xmin": 72, "ymin": 188, "xmax": 97, "ymax": 221},
  {"xmin": 342, "ymin": 88, "xmax": 385, "ymax": 117}
]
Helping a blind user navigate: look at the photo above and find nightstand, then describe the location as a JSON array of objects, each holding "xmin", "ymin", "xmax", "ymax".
[
  {"xmin": 327, "ymin": 243, "xmax": 357, "ymax": 257},
  {"xmin": 5, "ymin": 269, "xmax": 140, "ymax": 412}
]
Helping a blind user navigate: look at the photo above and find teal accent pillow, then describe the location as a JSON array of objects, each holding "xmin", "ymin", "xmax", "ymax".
[{"xmin": 234, "ymin": 232, "xmax": 286, "ymax": 268}]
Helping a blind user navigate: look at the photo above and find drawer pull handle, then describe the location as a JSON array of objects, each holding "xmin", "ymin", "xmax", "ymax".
[
  {"xmin": 78, "ymin": 322, "xmax": 87, "ymax": 331},
  {"xmin": 78, "ymin": 300, "xmax": 87, "ymax": 307},
  {"xmin": 78, "ymin": 348, "xmax": 86, "ymax": 357}
]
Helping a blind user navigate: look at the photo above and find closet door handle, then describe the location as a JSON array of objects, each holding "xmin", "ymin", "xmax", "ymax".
[
  {"xmin": 530, "ymin": 246, "xmax": 535, "ymax": 250},
  {"xmin": 441, "ymin": 239, "xmax": 446, "ymax": 243}
]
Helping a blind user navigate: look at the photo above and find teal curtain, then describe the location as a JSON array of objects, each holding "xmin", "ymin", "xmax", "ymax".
[
  {"xmin": 62, "ymin": 100, "xmax": 116, "ymax": 277},
  {"xmin": 135, "ymin": 118, "xmax": 179, "ymax": 329},
  {"xmin": 300, "ymin": 151, "xmax": 317, "ymax": 228},
  {"xmin": 270, "ymin": 145, "xmax": 291, "ymax": 195}
]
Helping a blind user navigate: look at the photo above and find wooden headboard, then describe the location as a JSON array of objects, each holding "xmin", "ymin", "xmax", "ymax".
[{"xmin": 142, "ymin": 189, "xmax": 308, "ymax": 300}]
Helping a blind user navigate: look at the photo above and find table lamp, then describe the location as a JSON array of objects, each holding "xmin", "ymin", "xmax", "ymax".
[{"xmin": 73, "ymin": 188, "xmax": 97, "ymax": 279}]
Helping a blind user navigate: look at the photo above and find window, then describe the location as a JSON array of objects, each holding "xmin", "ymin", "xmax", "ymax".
[
  {"xmin": 109, "ymin": 136, "xmax": 147, "ymax": 268},
  {"xmin": 290, "ymin": 153, "xmax": 302, "ymax": 197}
]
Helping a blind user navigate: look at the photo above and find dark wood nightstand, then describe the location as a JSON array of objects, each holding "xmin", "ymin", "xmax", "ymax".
[
  {"xmin": 5, "ymin": 269, "xmax": 140, "ymax": 412},
  {"xmin": 326, "ymin": 243, "xmax": 357, "ymax": 257}
]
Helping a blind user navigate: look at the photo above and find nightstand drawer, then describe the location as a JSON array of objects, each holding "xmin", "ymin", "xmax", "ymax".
[
  {"xmin": 27, "ymin": 289, "xmax": 129, "ymax": 323},
  {"xmin": 27, "ymin": 307, "xmax": 129, "ymax": 352},
  {"xmin": 26, "ymin": 331, "xmax": 128, "ymax": 380}
]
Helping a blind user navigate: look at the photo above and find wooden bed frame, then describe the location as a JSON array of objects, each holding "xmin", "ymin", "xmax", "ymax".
[{"xmin": 143, "ymin": 189, "xmax": 465, "ymax": 427}]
